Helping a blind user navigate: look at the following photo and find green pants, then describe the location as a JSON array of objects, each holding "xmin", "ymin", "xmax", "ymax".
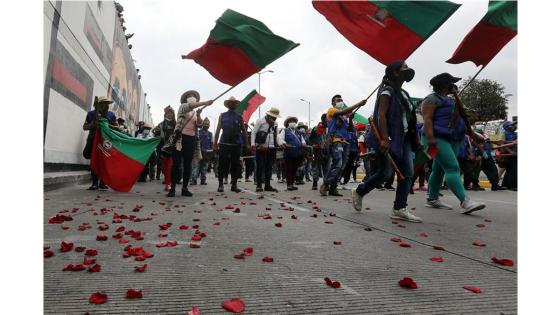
[{"xmin": 422, "ymin": 136, "xmax": 467, "ymax": 202}]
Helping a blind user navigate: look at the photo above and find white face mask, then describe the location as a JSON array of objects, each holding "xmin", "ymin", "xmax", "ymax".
[
  {"xmin": 186, "ymin": 96, "xmax": 197, "ymax": 104},
  {"xmin": 288, "ymin": 122, "xmax": 297, "ymax": 129},
  {"xmin": 335, "ymin": 101, "xmax": 345, "ymax": 109}
]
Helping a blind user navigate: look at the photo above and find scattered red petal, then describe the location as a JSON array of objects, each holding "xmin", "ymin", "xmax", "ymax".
[
  {"xmin": 484, "ymin": 219, "xmax": 492, "ymax": 222},
  {"xmin": 262, "ymin": 256, "xmax": 273, "ymax": 263},
  {"xmin": 398, "ymin": 277, "xmax": 418, "ymax": 289},
  {"xmin": 324, "ymin": 220, "xmax": 333, "ymax": 224},
  {"xmin": 135, "ymin": 264, "xmax": 148, "ymax": 272},
  {"xmin": 472, "ymin": 241, "xmax": 486, "ymax": 247},
  {"xmin": 83, "ymin": 258, "xmax": 96, "ymax": 265},
  {"xmin": 275, "ymin": 223, "xmax": 282, "ymax": 227},
  {"xmin": 324, "ymin": 277, "xmax": 332, "ymax": 286},
  {"xmin": 390, "ymin": 237, "xmax": 402, "ymax": 243},
  {"xmin": 60, "ymin": 241, "xmax": 74, "ymax": 252},
  {"xmin": 96, "ymin": 235, "xmax": 108, "ymax": 241},
  {"xmin": 433, "ymin": 245, "xmax": 445, "ymax": 251},
  {"xmin": 430, "ymin": 257, "xmax": 444, "ymax": 262},
  {"xmin": 333, "ymin": 241, "xmax": 342, "ymax": 245},
  {"xmin": 85, "ymin": 249, "xmax": 98, "ymax": 256},
  {"xmin": 88, "ymin": 264, "xmax": 101, "ymax": 272},
  {"xmin": 186, "ymin": 305, "xmax": 200, "ymax": 315},
  {"xmin": 364, "ymin": 227, "xmax": 373, "ymax": 231},
  {"xmin": 329, "ymin": 212, "xmax": 336, "ymax": 217},
  {"xmin": 75, "ymin": 246, "xmax": 86, "ymax": 253},
  {"xmin": 243, "ymin": 247, "xmax": 253, "ymax": 256},
  {"xmin": 463, "ymin": 286, "xmax": 482, "ymax": 293},
  {"xmin": 397, "ymin": 224, "xmax": 406, "ymax": 228},
  {"xmin": 399, "ymin": 243, "xmax": 411, "ymax": 248},
  {"xmin": 331, "ymin": 281, "xmax": 341, "ymax": 288},
  {"xmin": 310, "ymin": 214, "xmax": 318, "ymax": 218},
  {"xmin": 476, "ymin": 224, "xmax": 486, "ymax": 228},
  {"xmin": 191, "ymin": 235, "xmax": 202, "ymax": 241},
  {"xmin": 492, "ymin": 257, "xmax": 514, "ymax": 266},
  {"xmin": 89, "ymin": 292, "xmax": 107, "ymax": 304},
  {"xmin": 158, "ymin": 233, "xmax": 168, "ymax": 238},
  {"xmin": 291, "ymin": 215, "xmax": 297, "ymax": 220},
  {"xmin": 119, "ymin": 238, "xmax": 130, "ymax": 244},
  {"xmin": 221, "ymin": 298, "xmax": 245, "ymax": 313},
  {"xmin": 420, "ymin": 233, "xmax": 428, "ymax": 237},
  {"xmin": 234, "ymin": 253, "xmax": 245, "ymax": 259},
  {"xmin": 189, "ymin": 243, "xmax": 201, "ymax": 248},
  {"xmin": 116, "ymin": 226, "xmax": 125, "ymax": 232},
  {"xmin": 44, "ymin": 250, "xmax": 54, "ymax": 258},
  {"xmin": 233, "ymin": 208, "xmax": 240, "ymax": 213},
  {"xmin": 126, "ymin": 289, "xmax": 143, "ymax": 299}
]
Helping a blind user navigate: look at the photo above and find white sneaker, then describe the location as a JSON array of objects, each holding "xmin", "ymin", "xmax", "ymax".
[
  {"xmin": 351, "ymin": 189, "xmax": 362, "ymax": 211},
  {"xmin": 460, "ymin": 197, "xmax": 486, "ymax": 214},
  {"xmin": 426, "ymin": 198, "xmax": 453, "ymax": 210},
  {"xmin": 391, "ymin": 208, "xmax": 422, "ymax": 223}
]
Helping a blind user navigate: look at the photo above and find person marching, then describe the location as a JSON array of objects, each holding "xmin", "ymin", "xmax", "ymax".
[
  {"xmin": 351, "ymin": 61, "xmax": 422, "ymax": 223},
  {"xmin": 153, "ymin": 106, "xmax": 176, "ymax": 191},
  {"xmin": 251, "ymin": 107, "xmax": 281, "ymax": 192},
  {"xmin": 166, "ymin": 90, "xmax": 213, "ymax": 197},
  {"xmin": 136, "ymin": 123, "xmax": 156, "ymax": 182},
  {"xmin": 278, "ymin": 116, "xmax": 306, "ymax": 191},
  {"xmin": 295, "ymin": 122, "xmax": 310, "ymax": 185},
  {"xmin": 419, "ymin": 73, "xmax": 486, "ymax": 213},
  {"xmin": 321, "ymin": 95, "xmax": 367, "ymax": 196},
  {"xmin": 501, "ymin": 121, "xmax": 517, "ymax": 191},
  {"xmin": 308, "ymin": 115, "xmax": 329, "ymax": 190},
  {"xmin": 213, "ymin": 96, "xmax": 250, "ymax": 193},
  {"xmin": 191, "ymin": 117, "xmax": 213, "ymax": 185}
]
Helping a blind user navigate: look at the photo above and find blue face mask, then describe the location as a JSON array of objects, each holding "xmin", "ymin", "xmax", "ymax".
[{"xmin": 142, "ymin": 129, "xmax": 150, "ymax": 136}]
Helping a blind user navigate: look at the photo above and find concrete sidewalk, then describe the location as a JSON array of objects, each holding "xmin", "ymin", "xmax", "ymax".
[{"xmin": 44, "ymin": 177, "xmax": 517, "ymax": 314}]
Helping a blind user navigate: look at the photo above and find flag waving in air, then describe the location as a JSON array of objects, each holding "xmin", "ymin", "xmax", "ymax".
[
  {"xmin": 447, "ymin": 1, "xmax": 517, "ymax": 66},
  {"xmin": 90, "ymin": 118, "xmax": 160, "ymax": 192},
  {"xmin": 312, "ymin": 1, "xmax": 460, "ymax": 65},
  {"xmin": 182, "ymin": 9, "xmax": 300, "ymax": 85},
  {"xmin": 236, "ymin": 89, "xmax": 266, "ymax": 123}
]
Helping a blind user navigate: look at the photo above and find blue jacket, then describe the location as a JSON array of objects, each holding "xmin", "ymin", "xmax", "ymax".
[
  {"xmin": 199, "ymin": 128, "xmax": 213, "ymax": 150},
  {"xmin": 284, "ymin": 128, "xmax": 304, "ymax": 158},
  {"xmin": 429, "ymin": 93, "xmax": 466, "ymax": 142},
  {"xmin": 219, "ymin": 110, "xmax": 243, "ymax": 145}
]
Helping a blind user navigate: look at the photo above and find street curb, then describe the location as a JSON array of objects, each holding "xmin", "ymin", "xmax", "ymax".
[{"xmin": 44, "ymin": 171, "xmax": 90, "ymax": 191}]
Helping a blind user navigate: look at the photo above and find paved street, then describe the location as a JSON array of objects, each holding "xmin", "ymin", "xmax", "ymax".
[{"xmin": 44, "ymin": 177, "xmax": 517, "ymax": 314}]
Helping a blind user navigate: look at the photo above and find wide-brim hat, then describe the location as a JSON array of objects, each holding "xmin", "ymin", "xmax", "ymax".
[
  {"xmin": 180, "ymin": 90, "xmax": 200, "ymax": 103},
  {"xmin": 265, "ymin": 107, "xmax": 281, "ymax": 118},
  {"xmin": 429, "ymin": 73, "xmax": 461, "ymax": 87},
  {"xmin": 224, "ymin": 96, "xmax": 241, "ymax": 108},
  {"xmin": 297, "ymin": 122, "xmax": 308, "ymax": 129},
  {"xmin": 96, "ymin": 96, "xmax": 113, "ymax": 105},
  {"xmin": 117, "ymin": 118, "xmax": 125, "ymax": 123},
  {"xmin": 284, "ymin": 116, "xmax": 298, "ymax": 127}
]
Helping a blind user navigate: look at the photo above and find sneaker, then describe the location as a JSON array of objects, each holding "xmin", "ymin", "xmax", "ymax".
[
  {"xmin": 426, "ymin": 198, "xmax": 453, "ymax": 210},
  {"xmin": 328, "ymin": 189, "xmax": 343, "ymax": 197},
  {"xmin": 460, "ymin": 197, "xmax": 486, "ymax": 214},
  {"xmin": 181, "ymin": 188, "xmax": 192, "ymax": 197},
  {"xmin": 319, "ymin": 184, "xmax": 328, "ymax": 196},
  {"xmin": 312, "ymin": 181, "xmax": 318, "ymax": 190},
  {"xmin": 391, "ymin": 208, "xmax": 422, "ymax": 223},
  {"xmin": 351, "ymin": 189, "xmax": 362, "ymax": 211}
]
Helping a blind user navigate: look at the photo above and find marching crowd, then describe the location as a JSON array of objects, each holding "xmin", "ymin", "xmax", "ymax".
[{"xmin": 83, "ymin": 60, "xmax": 517, "ymax": 223}]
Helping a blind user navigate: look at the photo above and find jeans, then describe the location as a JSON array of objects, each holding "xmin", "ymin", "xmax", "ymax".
[
  {"xmin": 312, "ymin": 148, "xmax": 329, "ymax": 182},
  {"xmin": 323, "ymin": 142, "xmax": 349, "ymax": 190},
  {"xmin": 356, "ymin": 141, "xmax": 414, "ymax": 210},
  {"xmin": 191, "ymin": 158, "xmax": 208, "ymax": 182},
  {"xmin": 219, "ymin": 144, "xmax": 242, "ymax": 185},
  {"xmin": 256, "ymin": 148, "xmax": 276, "ymax": 186},
  {"xmin": 171, "ymin": 135, "xmax": 196, "ymax": 189}
]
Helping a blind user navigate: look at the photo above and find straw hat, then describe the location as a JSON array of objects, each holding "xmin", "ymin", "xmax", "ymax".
[
  {"xmin": 284, "ymin": 116, "xmax": 298, "ymax": 128},
  {"xmin": 224, "ymin": 96, "xmax": 241, "ymax": 108},
  {"xmin": 265, "ymin": 107, "xmax": 281, "ymax": 118},
  {"xmin": 297, "ymin": 122, "xmax": 308, "ymax": 129},
  {"xmin": 180, "ymin": 90, "xmax": 200, "ymax": 103},
  {"xmin": 97, "ymin": 96, "xmax": 113, "ymax": 104}
]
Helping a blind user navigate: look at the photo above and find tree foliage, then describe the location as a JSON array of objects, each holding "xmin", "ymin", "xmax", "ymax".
[{"xmin": 459, "ymin": 77, "xmax": 510, "ymax": 123}]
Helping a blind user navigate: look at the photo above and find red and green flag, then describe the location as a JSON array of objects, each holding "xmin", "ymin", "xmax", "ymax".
[
  {"xmin": 312, "ymin": 1, "xmax": 461, "ymax": 65},
  {"xmin": 182, "ymin": 9, "xmax": 299, "ymax": 85},
  {"xmin": 90, "ymin": 118, "xmax": 160, "ymax": 192},
  {"xmin": 236, "ymin": 89, "xmax": 266, "ymax": 123},
  {"xmin": 447, "ymin": 1, "xmax": 517, "ymax": 66}
]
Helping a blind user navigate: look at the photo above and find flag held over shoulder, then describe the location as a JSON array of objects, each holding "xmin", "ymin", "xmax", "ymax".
[
  {"xmin": 312, "ymin": 1, "xmax": 460, "ymax": 65},
  {"xmin": 236, "ymin": 89, "xmax": 266, "ymax": 123},
  {"xmin": 182, "ymin": 9, "xmax": 299, "ymax": 86},
  {"xmin": 447, "ymin": 1, "xmax": 517, "ymax": 67},
  {"xmin": 90, "ymin": 118, "xmax": 160, "ymax": 192}
]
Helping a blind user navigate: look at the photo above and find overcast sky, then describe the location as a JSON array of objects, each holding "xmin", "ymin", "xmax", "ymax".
[{"xmin": 120, "ymin": 0, "xmax": 517, "ymax": 128}]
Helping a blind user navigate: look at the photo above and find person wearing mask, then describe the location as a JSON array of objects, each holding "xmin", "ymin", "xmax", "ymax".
[
  {"xmin": 321, "ymin": 95, "xmax": 367, "ymax": 196},
  {"xmin": 153, "ymin": 106, "xmax": 176, "ymax": 191},
  {"xmin": 351, "ymin": 61, "xmax": 422, "ymax": 222},
  {"xmin": 82, "ymin": 96, "xmax": 119, "ymax": 190},
  {"xmin": 136, "ymin": 123, "xmax": 156, "ymax": 182},
  {"xmin": 501, "ymin": 121, "xmax": 517, "ymax": 191},
  {"xmin": 251, "ymin": 107, "xmax": 281, "ymax": 192},
  {"xmin": 308, "ymin": 116, "xmax": 329, "ymax": 190},
  {"xmin": 243, "ymin": 123, "xmax": 256, "ymax": 183},
  {"xmin": 418, "ymin": 73, "xmax": 486, "ymax": 213},
  {"xmin": 214, "ymin": 96, "xmax": 250, "ymax": 193},
  {"xmin": 116, "ymin": 118, "xmax": 130, "ymax": 136},
  {"xmin": 341, "ymin": 123, "xmax": 359, "ymax": 188},
  {"xmin": 278, "ymin": 117, "xmax": 306, "ymax": 191},
  {"xmin": 295, "ymin": 122, "xmax": 310, "ymax": 185},
  {"xmin": 166, "ymin": 90, "xmax": 213, "ymax": 197},
  {"xmin": 192, "ymin": 117, "xmax": 213, "ymax": 185}
]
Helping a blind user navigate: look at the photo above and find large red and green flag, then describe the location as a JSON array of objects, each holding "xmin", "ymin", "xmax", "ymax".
[
  {"xmin": 447, "ymin": 1, "xmax": 517, "ymax": 66},
  {"xmin": 312, "ymin": 1, "xmax": 461, "ymax": 65},
  {"xmin": 236, "ymin": 89, "xmax": 266, "ymax": 123},
  {"xmin": 182, "ymin": 9, "xmax": 299, "ymax": 85},
  {"xmin": 90, "ymin": 118, "xmax": 160, "ymax": 192}
]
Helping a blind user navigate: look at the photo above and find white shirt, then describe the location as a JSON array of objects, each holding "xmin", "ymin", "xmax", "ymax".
[
  {"xmin": 277, "ymin": 128, "xmax": 306, "ymax": 147},
  {"xmin": 251, "ymin": 117, "xmax": 278, "ymax": 148}
]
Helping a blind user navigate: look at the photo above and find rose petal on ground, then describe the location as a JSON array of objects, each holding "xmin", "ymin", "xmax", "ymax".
[
  {"xmin": 83, "ymin": 258, "xmax": 96, "ymax": 265},
  {"xmin": 310, "ymin": 214, "xmax": 318, "ymax": 218},
  {"xmin": 333, "ymin": 241, "xmax": 342, "ymax": 245},
  {"xmin": 476, "ymin": 224, "xmax": 486, "ymax": 228},
  {"xmin": 275, "ymin": 223, "xmax": 282, "ymax": 227},
  {"xmin": 430, "ymin": 257, "xmax": 444, "ymax": 262},
  {"xmin": 397, "ymin": 224, "xmax": 406, "ymax": 228},
  {"xmin": 399, "ymin": 243, "xmax": 411, "ymax": 248},
  {"xmin": 85, "ymin": 249, "xmax": 98, "ymax": 256},
  {"xmin": 186, "ymin": 306, "xmax": 200, "ymax": 315},
  {"xmin": 221, "ymin": 298, "xmax": 245, "ymax": 313},
  {"xmin": 243, "ymin": 247, "xmax": 253, "ymax": 256},
  {"xmin": 88, "ymin": 264, "xmax": 101, "ymax": 272},
  {"xmin": 420, "ymin": 233, "xmax": 428, "ymax": 237},
  {"xmin": 44, "ymin": 250, "xmax": 54, "ymax": 258},
  {"xmin": 96, "ymin": 235, "xmax": 108, "ymax": 241},
  {"xmin": 89, "ymin": 292, "xmax": 107, "ymax": 304},
  {"xmin": 179, "ymin": 225, "xmax": 189, "ymax": 230},
  {"xmin": 234, "ymin": 253, "xmax": 245, "ymax": 259},
  {"xmin": 291, "ymin": 215, "xmax": 297, "ymax": 220},
  {"xmin": 433, "ymin": 245, "xmax": 445, "ymax": 251},
  {"xmin": 60, "ymin": 241, "xmax": 74, "ymax": 252},
  {"xmin": 324, "ymin": 277, "xmax": 333, "ymax": 286},
  {"xmin": 390, "ymin": 237, "xmax": 402, "ymax": 243},
  {"xmin": 191, "ymin": 235, "xmax": 202, "ymax": 241},
  {"xmin": 135, "ymin": 264, "xmax": 148, "ymax": 272},
  {"xmin": 484, "ymin": 219, "xmax": 492, "ymax": 222},
  {"xmin": 331, "ymin": 281, "xmax": 341, "ymax": 288},
  {"xmin": 262, "ymin": 257, "xmax": 274, "ymax": 263},
  {"xmin": 126, "ymin": 289, "xmax": 143, "ymax": 299},
  {"xmin": 189, "ymin": 243, "xmax": 201, "ymax": 248},
  {"xmin": 492, "ymin": 257, "xmax": 514, "ymax": 266},
  {"xmin": 324, "ymin": 220, "xmax": 333, "ymax": 224},
  {"xmin": 463, "ymin": 285, "xmax": 482, "ymax": 293},
  {"xmin": 472, "ymin": 241, "xmax": 487, "ymax": 247},
  {"xmin": 119, "ymin": 238, "xmax": 130, "ymax": 244},
  {"xmin": 75, "ymin": 246, "xmax": 86, "ymax": 253},
  {"xmin": 398, "ymin": 277, "xmax": 418, "ymax": 289}
]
